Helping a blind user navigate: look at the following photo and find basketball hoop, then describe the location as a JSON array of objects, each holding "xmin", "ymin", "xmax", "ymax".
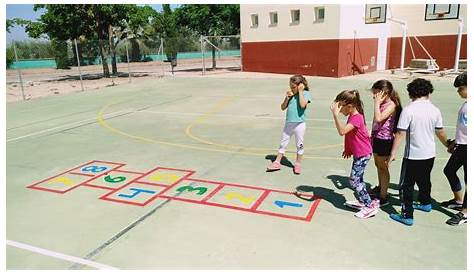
[{"xmin": 436, "ymin": 12, "xmax": 448, "ymax": 18}]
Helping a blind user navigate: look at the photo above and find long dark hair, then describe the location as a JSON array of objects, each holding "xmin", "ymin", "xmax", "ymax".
[{"xmin": 371, "ymin": 79, "xmax": 402, "ymax": 132}]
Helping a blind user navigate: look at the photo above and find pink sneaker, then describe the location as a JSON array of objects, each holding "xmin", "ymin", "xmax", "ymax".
[
  {"xmin": 354, "ymin": 206, "xmax": 378, "ymax": 219},
  {"xmin": 344, "ymin": 200, "xmax": 364, "ymax": 209},
  {"xmin": 266, "ymin": 161, "xmax": 281, "ymax": 172},
  {"xmin": 293, "ymin": 163, "xmax": 301, "ymax": 175}
]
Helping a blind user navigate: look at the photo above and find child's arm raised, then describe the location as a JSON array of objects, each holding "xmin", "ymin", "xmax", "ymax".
[
  {"xmin": 373, "ymin": 92, "xmax": 395, "ymax": 123},
  {"xmin": 330, "ymin": 102, "xmax": 355, "ymax": 136},
  {"xmin": 297, "ymin": 83, "xmax": 309, "ymax": 109}
]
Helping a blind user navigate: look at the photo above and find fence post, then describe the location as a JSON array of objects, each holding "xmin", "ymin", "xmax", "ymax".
[
  {"xmin": 200, "ymin": 35, "xmax": 205, "ymax": 75},
  {"xmin": 125, "ymin": 41, "xmax": 131, "ymax": 83},
  {"xmin": 160, "ymin": 38, "xmax": 165, "ymax": 77},
  {"xmin": 12, "ymin": 41, "xmax": 26, "ymax": 101},
  {"xmin": 74, "ymin": 39, "xmax": 85, "ymax": 92}
]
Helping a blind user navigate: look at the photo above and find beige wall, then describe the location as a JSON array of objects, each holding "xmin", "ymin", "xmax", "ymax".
[
  {"xmin": 388, "ymin": 4, "xmax": 467, "ymax": 37},
  {"xmin": 240, "ymin": 4, "xmax": 340, "ymax": 42}
]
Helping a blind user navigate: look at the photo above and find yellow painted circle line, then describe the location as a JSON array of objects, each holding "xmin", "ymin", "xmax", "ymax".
[{"xmin": 97, "ymin": 102, "xmax": 347, "ymax": 160}]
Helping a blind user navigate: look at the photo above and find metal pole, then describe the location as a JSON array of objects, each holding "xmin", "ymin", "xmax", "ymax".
[
  {"xmin": 453, "ymin": 17, "xmax": 463, "ymax": 73},
  {"xmin": 201, "ymin": 35, "xmax": 205, "ymax": 75},
  {"xmin": 239, "ymin": 35, "xmax": 242, "ymax": 72},
  {"xmin": 400, "ymin": 24, "xmax": 407, "ymax": 70},
  {"xmin": 160, "ymin": 38, "xmax": 165, "ymax": 77},
  {"xmin": 13, "ymin": 41, "xmax": 26, "ymax": 101},
  {"xmin": 125, "ymin": 41, "xmax": 131, "ymax": 82},
  {"xmin": 74, "ymin": 39, "xmax": 84, "ymax": 92}
]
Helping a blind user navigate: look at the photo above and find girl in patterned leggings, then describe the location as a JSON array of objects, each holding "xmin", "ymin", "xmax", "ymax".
[{"xmin": 330, "ymin": 90, "xmax": 379, "ymax": 219}]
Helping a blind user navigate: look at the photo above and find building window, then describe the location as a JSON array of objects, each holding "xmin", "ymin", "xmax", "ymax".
[
  {"xmin": 365, "ymin": 4, "xmax": 386, "ymax": 24},
  {"xmin": 290, "ymin": 9, "xmax": 300, "ymax": 25},
  {"xmin": 314, "ymin": 7, "xmax": 325, "ymax": 23},
  {"xmin": 250, "ymin": 14, "xmax": 258, "ymax": 28},
  {"xmin": 269, "ymin": 12, "xmax": 278, "ymax": 26},
  {"xmin": 425, "ymin": 4, "xmax": 460, "ymax": 20}
]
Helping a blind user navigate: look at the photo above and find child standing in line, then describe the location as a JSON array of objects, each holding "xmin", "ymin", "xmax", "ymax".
[
  {"xmin": 267, "ymin": 74, "xmax": 311, "ymax": 175},
  {"xmin": 368, "ymin": 80, "xmax": 402, "ymax": 207},
  {"xmin": 330, "ymin": 90, "xmax": 379, "ymax": 219},
  {"xmin": 387, "ymin": 78, "xmax": 449, "ymax": 226},
  {"xmin": 442, "ymin": 72, "xmax": 467, "ymax": 226}
]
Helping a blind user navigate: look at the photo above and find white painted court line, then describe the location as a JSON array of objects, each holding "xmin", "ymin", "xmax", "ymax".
[
  {"xmin": 6, "ymin": 240, "xmax": 119, "ymax": 270},
  {"xmin": 6, "ymin": 109, "xmax": 130, "ymax": 143},
  {"xmin": 139, "ymin": 110, "xmax": 457, "ymax": 128}
]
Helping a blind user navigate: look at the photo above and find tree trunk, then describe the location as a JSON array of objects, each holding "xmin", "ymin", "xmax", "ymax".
[
  {"xmin": 131, "ymin": 39, "xmax": 140, "ymax": 62},
  {"xmin": 109, "ymin": 25, "xmax": 117, "ymax": 75},
  {"xmin": 96, "ymin": 12, "xmax": 109, "ymax": 78},
  {"xmin": 212, "ymin": 47, "xmax": 216, "ymax": 70}
]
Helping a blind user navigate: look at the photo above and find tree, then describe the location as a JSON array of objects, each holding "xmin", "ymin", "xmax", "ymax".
[{"xmin": 174, "ymin": 4, "xmax": 240, "ymax": 69}]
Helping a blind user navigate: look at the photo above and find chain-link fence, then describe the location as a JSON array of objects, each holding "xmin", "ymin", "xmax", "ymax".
[{"xmin": 6, "ymin": 35, "xmax": 241, "ymax": 102}]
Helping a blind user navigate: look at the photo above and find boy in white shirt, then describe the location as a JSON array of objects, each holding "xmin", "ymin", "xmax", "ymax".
[
  {"xmin": 387, "ymin": 78, "xmax": 449, "ymax": 226},
  {"xmin": 442, "ymin": 72, "xmax": 467, "ymax": 226}
]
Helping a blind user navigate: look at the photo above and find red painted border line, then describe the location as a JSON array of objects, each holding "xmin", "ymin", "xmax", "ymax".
[
  {"xmin": 68, "ymin": 172, "xmax": 95, "ymax": 177},
  {"xmin": 113, "ymin": 170, "xmax": 145, "ymax": 175},
  {"xmin": 200, "ymin": 184, "xmax": 225, "ymax": 203},
  {"xmin": 82, "ymin": 184, "xmax": 115, "ymax": 191},
  {"xmin": 134, "ymin": 181, "xmax": 169, "ymax": 187},
  {"xmin": 304, "ymin": 197, "xmax": 322, "ymax": 222},
  {"xmin": 250, "ymin": 190, "xmax": 271, "ymax": 211}
]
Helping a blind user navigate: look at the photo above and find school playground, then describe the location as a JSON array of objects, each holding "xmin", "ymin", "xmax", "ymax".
[{"xmin": 6, "ymin": 72, "xmax": 466, "ymax": 269}]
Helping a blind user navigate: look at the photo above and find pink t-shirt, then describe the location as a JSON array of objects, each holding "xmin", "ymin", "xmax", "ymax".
[
  {"xmin": 371, "ymin": 100, "xmax": 396, "ymax": 140},
  {"xmin": 344, "ymin": 113, "xmax": 372, "ymax": 158}
]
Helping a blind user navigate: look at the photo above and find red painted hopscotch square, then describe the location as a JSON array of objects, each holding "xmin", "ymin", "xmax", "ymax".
[
  {"xmin": 254, "ymin": 191, "xmax": 321, "ymax": 221},
  {"xmin": 27, "ymin": 173, "xmax": 95, "ymax": 194},
  {"xmin": 134, "ymin": 166, "xmax": 195, "ymax": 186},
  {"xmin": 205, "ymin": 185, "xmax": 266, "ymax": 210},
  {"xmin": 159, "ymin": 179, "xmax": 220, "ymax": 203},
  {"xmin": 100, "ymin": 182, "xmax": 169, "ymax": 206},
  {"xmin": 83, "ymin": 170, "xmax": 144, "ymax": 190},
  {"xmin": 68, "ymin": 160, "xmax": 125, "ymax": 176}
]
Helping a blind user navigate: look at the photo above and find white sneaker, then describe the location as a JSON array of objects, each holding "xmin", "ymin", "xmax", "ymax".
[
  {"xmin": 344, "ymin": 200, "xmax": 364, "ymax": 209},
  {"xmin": 354, "ymin": 206, "xmax": 378, "ymax": 219}
]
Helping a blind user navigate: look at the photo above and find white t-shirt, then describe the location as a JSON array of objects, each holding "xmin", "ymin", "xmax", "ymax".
[
  {"xmin": 456, "ymin": 101, "xmax": 467, "ymax": 145},
  {"xmin": 397, "ymin": 98, "xmax": 443, "ymax": 160}
]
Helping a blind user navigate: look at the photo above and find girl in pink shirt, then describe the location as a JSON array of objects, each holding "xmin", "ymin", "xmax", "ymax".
[
  {"xmin": 369, "ymin": 80, "xmax": 402, "ymax": 206},
  {"xmin": 330, "ymin": 90, "xmax": 378, "ymax": 219}
]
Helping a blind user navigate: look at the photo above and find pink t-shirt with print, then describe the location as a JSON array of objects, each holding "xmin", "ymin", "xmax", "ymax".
[{"xmin": 344, "ymin": 113, "xmax": 372, "ymax": 158}]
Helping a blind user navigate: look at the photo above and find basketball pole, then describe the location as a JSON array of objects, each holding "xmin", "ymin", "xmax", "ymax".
[{"xmin": 388, "ymin": 17, "xmax": 407, "ymax": 71}]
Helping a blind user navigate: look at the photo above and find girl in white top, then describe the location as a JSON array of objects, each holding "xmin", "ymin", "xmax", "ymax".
[{"xmin": 442, "ymin": 72, "xmax": 467, "ymax": 226}]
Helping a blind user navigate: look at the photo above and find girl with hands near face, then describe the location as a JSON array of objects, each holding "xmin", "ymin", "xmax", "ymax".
[
  {"xmin": 268, "ymin": 75, "xmax": 311, "ymax": 175},
  {"xmin": 330, "ymin": 90, "xmax": 378, "ymax": 219}
]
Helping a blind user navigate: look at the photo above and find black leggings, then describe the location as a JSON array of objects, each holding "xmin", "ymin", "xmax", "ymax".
[{"xmin": 443, "ymin": 144, "xmax": 467, "ymax": 208}]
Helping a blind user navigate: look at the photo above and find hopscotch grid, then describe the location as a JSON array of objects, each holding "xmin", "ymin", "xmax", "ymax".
[
  {"xmin": 28, "ymin": 161, "xmax": 322, "ymax": 221},
  {"xmin": 27, "ymin": 160, "xmax": 125, "ymax": 194}
]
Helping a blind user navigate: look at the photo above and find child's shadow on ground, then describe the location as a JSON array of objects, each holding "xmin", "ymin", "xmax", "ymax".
[
  {"xmin": 325, "ymin": 174, "xmax": 399, "ymax": 214},
  {"xmin": 265, "ymin": 154, "xmax": 294, "ymax": 168},
  {"xmin": 324, "ymin": 174, "xmax": 457, "ymax": 217},
  {"xmin": 294, "ymin": 185, "xmax": 355, "ymax": 212}
]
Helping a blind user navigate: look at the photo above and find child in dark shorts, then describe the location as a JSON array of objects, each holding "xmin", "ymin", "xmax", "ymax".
[{"xmin": 369, "ymin": 80, "xmax": 402, "ymax": 206}]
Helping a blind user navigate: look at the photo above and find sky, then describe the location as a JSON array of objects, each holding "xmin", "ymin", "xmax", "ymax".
[{"xmin": 5, "ymin": 4, "xmax": 179, "ymax": 43}]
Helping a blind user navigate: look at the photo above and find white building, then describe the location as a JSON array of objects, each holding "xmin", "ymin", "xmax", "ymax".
[{"xmin": 240, "ymin": 4, "xmax": 467, "ymax": 77}]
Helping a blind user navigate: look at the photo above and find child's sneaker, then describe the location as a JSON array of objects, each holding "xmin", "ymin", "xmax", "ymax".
[
  {"xmin": 354, "ymin": 204, "xmax": 378, "ymax": 219},
  {"xmin": 344, "ymin": 200, "xmax": 364, "ymax": 209},
  {"xmin": 390, "ymin": 213, "xmax": 414, "ymax": 226},
  {"xmin": 413, "ymin": 202, "xmax": 432, "ymax": 212},
  {"xmin": 440, "ymin": 199, "xmax": 463, "ymax": 210},
  {"xmin": 293, "ymin": 163, "xmax": 301, "ymax": 175},
  {"xmin": 368, "ymin": 186, "xmax": 380, "ymax": 197},
  {"xmin": 446, "ymin": 212, "xmax": 467, "ymax": 226},
  {"xmin": 379, "ymin": 197, "xmax": 389, "ymax": 207},
  {"xmin": 266, "ymin": 161, "xmax": 281, "ymax": 172}
]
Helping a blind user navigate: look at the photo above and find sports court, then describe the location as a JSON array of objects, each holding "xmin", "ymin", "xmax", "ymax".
[{"xmin": 6, "ymin": 71, "xmax": 466, "ymax": 269}]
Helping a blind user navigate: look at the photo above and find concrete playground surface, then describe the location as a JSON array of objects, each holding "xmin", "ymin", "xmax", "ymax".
[{"xmin": 6, "ymin": 71, "xmax": 467, "ymax": 269}]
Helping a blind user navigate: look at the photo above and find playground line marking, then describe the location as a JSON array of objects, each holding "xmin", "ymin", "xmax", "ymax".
[{"xmin": 6, "ymin": 240, "xmax": 119, "ymax": 270}]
